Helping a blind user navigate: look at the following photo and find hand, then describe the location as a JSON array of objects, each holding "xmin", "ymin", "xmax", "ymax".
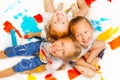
[
  {"xmin": 57, "ymin": 3, "xmax": 64, "ymax": 11},
  {"xmin": 24, "ymin": 32, "xmax": 34, "ymax": 39}
]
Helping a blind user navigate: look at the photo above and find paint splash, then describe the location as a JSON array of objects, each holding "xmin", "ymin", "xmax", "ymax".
[
  {"xmin": 90, "ymin": 18, "xmax": 111, "ymax": 31},
  {"xmin": 97, "ymin": 27, "xmax": 119, "ymax": 42},
  {"xmin": 28, "ymin": 73, "xmax": 37, "ymax": 80},
  {"xmin": 108, "ymin": 36, "xmax": 120, "ymax": 50},
  {"xmin": 68, "ymin": 68, "xmax": 81, "ymax": 80},
  {"xmin": 108, "ymin": 0, "xmax": 111, "ymax": 2},
  {"xmin": 21, "ymin": 15, "xmax": 42, "ymax": 35},
  {"xmin": 3, "ymin": 21, "xmax": 22, "ymax": 38},
  {"xmin": 85, "ymin": 0, "xmax": 95, "ymax": 7},
  {"xmin": 34, "ymin": 14, "xmax": 43, "ymax": 23},
  {"xmin": 44, "ymin": 73, "xmax": 57, "ymax": 80}
]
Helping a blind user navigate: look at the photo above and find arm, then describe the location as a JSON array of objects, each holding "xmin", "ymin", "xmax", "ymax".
[
  {"xmin": 25, "ymin": 32, "xmax": 41, "ymax": 39},
  {"xmin": 76, "ymin": 0, "xmax": 89, "ymax": 16},
  {"xmin": 44, "ymin": 0, "xmax": 55, "ymax": 12},
  {"xmin": 74, "ymin": 64, "xmax": 96, "ymax": 78},
  {"xmin": 75, "ymin": 58, "xmax": 96, "ymax": 71},
  {"xmin": 86, "ymin": 40, "xmax": 106, "ymax": 63}
]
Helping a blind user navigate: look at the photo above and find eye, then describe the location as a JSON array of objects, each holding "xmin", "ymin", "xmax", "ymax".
[
  {"xmin": 62, "ymin": 51, "xmax": 64, "ymax": 55},
  {"xmin": 54, "ymin": 22, "xmax": 57, "ymax": 24},
  {"xmin": 76, "ymin": 34, "xmax": 80, "ymax": 37},
  {"xmin": 62, "ymin": 22, "xmax": 65, "ymax": 24},
  {"xmin": 85, "ymin": 31, "xmax": 88, "ymax": 34}
]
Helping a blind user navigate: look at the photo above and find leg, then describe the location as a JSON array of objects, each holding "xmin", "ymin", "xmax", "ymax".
[
  {"xmin": 74, "ymin": 65, "xmax": 96, "ymax": 78},
  {"xmin": 0, "ymin": 68, "xmax": 16, "ymax": 78},
  {"xmin": 77, "ymin": 0, "xmax": 89, "ymax": 16},
  {"xmin": 4, "ymin": 41, "xmax": 40, "ymax": 57},
  {"xmin": 13, "ymin": 56, "xmax": 44, "ymax": 72},
  {"xmin": 44, "ymin": 0, "xmax": 55, "ymax": 12},
  {"xmin": 0, "ymin": 51, "xmax": 7, "ymax": 59}
]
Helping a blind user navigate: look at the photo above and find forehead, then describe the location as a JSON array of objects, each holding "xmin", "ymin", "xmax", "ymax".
[{"xmin": 73, "ymin": 21, "xmax": 93, "ymax": 32}]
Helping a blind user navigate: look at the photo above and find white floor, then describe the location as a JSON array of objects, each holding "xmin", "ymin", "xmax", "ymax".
[{"xmin": 0, "ymin": 0, "xmax": 120, "ymax": 80}]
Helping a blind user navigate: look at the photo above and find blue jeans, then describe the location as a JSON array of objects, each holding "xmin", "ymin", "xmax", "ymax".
[
  {"xmin": 5, "ymin": 41, "xmax": 41, "ymax": 57},
  {"xmin": 5, "ymin": 41, "xmax": 45, "ymax": 72}
]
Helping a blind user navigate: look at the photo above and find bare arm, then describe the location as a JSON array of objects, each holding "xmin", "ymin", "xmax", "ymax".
[
  {"xmin": 44, "ymin": 0, "xmax": 55, "ymax": 12},
  {"xmin": 86, "ymin": 40, "xmax": 106, "ymax": 63},
  {"xmin": 76, "ymin": 0, "xmax": 89, "ymax": 16},
  {"xmin": 25, "ymin": 32, "xmax": 41, "ymax": 38},
  {"xmin": 74, "ymin": 65, "xmax": 96, "ymax": 78},
  {"xmin": 75, "ymin": 58, "xmax": 96, "ymax": 71}
]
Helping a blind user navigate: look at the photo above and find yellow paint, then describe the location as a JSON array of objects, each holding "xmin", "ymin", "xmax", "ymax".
[
  {"xmin": 95, "ymin": 64, "xmax": 104, "ymax": 80},
  {"xmin": 97, "ymin": 27, "xmax": 119, "ymax": 42},
  {"xmin": 28, "ymin": 73, "xmax": 37, "ymax": 80}
]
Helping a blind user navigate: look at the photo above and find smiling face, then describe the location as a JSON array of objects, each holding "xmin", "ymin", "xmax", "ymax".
[
  {"xmin": 49, "ymin": 11, "xmax": 69, "ymax": 39},
  {"xmin": 48, "ymin": 37, "xmax": 80, "ymax": 60},
  {"xmin": 70, "ymin": 16, "xmax": 94, "ymax": 48},
  {"xmin": 72, "ymin": 21, "xmax": 93, "ymax": 48}
]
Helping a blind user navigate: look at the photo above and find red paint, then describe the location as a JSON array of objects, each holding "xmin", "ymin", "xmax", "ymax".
[
  {"xmin": 3, "ymin": 21, "xmax": 22, "ymax": 38},
  {"xmin": 3, "ymin": 21, "xmax": 14, "ymax": 33},
  {"xmin": 108, "ymin": 36, "xmax": 120, "ymax": 50},
  {"xmin": 34, "ymin": 14, "xmax": 43, "ymax": 23},
  {"xmin": 85, "ymin": 0, "xmax": 95, "ymax": 7},
  {"xmin": 45, "ymin": 73, "xmax": 57, "ymax": 80},
  {"xmin": 24, "ymin": 35, "xmax": 29, "ymax": 39},
  {"xmin": 68, "ymin": 67, "xmax": 81, "ymax": 80},
  {"xmin": 108, "ymin": 0, "xmax": 111, "ymax": 2}
]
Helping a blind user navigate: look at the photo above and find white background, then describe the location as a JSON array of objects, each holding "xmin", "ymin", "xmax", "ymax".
[{"xmin": 0, "ymin": 0, "xmax": 120, "ymax": 80}]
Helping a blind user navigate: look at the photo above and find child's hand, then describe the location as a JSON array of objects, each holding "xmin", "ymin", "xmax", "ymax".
[
  {"xmin": 24, "ymin": 32, "xmax": 34, "ymax": 39},
  {"xmin": 71, "ymin": 3, "xmax": 78, "ymax": 17},
  {"xmin": 57, "ymin": 3, "xmax": 64, "ymax": 11}
]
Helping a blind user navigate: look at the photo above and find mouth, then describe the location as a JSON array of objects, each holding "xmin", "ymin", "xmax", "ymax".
[
  {"xmin": 82, "ymin": 38, "xmax": 90, "ymax": 45},
  {"xmin": 56, "ymin": 12, "xmax": 64, "ymax": 17}
]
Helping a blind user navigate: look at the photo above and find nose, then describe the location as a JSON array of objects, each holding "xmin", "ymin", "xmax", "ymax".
[
  {"xmin": 82, "ymin": 34, "xmax": 87, "ymax": 40},
  {"xmin": 57, "ymin": 15, "xmax": 62, "ymax": 21}
]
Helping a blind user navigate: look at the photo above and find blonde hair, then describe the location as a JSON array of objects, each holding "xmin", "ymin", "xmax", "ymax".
[
  {"xmin": 69, "ymin": 16, "xmax": 93, "ymax": 36},
  {"xmin": 63, "ymin": 36, "xmax": 81, "ymax": 62}
]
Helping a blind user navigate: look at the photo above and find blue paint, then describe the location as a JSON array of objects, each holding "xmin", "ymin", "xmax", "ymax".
[
  {"xmin": 18, "ymin": 13, "xmax": 22, "ymax": 16},
  {"xmin": 96, "ymin": 26, "xmax": 102, "ymax": 31},
  {"xmin": 10, "ymin": 29, "xmax": 17, "ymax": 46},
  {"xmin": 100, "ymin": 18, "xmax": 110, "ymax": 21},
  {"xmin": 90, "ymin": 20, "xmax": 102, "ymax": 32},
  {"xmin": 21, "ymin": 15, "xmax": 42, "ymax": 35}
]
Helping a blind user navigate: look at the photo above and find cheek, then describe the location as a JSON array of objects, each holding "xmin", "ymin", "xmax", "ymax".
[
  {"xmin": 88, "ymin": 33, "xmax": 93, "ymax": 39},
  {"xmin": 56, "ymin": 52, "xmax": 62, "ymax": 58},
  {"xmin": 76, "ymin": 37, "xmax": 81, "ymax": 44}
]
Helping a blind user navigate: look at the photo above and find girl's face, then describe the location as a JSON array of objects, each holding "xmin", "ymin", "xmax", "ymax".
[
  {"xmin": 72, "ymin": 21, "xmax": 94, "ymax": 48},
  {"xmin": 50, "ymin": 11, "xmax": 69, "ymax": 38},
  {"xmin": 49, "ymin": 37, "xmax": 75, "ymax": 60}
]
